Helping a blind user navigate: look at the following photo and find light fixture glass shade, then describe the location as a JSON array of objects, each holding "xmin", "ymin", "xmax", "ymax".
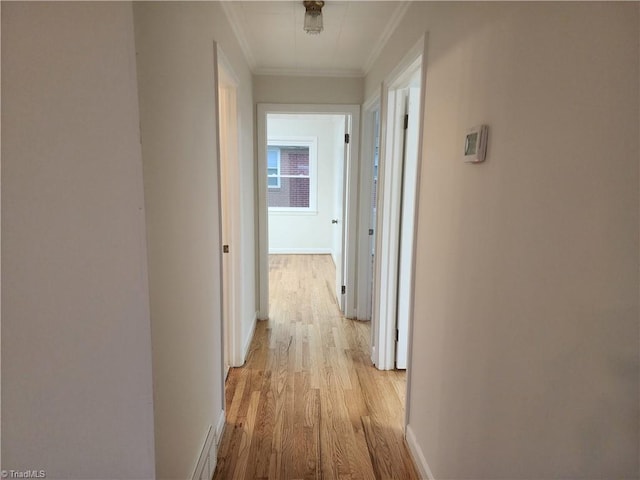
[{"xmin": 304, "ymin": 11, "xmax": 323, "ymax": 34}]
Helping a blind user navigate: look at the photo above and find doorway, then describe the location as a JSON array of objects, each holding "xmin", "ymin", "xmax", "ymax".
[
  {"xmin": 265, "ymin": 114, "xmax": 346, "ymax": 304},
  {"xmin": 215, "ymin": 45, "xmax": 243, "ymax": 373},
  {"xmin": 257, "ymin": 104, "xmax": 360, "ymax": 320},
  {"xmin": 357, "ymin": 100, "xmax": 381, "ymax": 327},
  {"xmin": 371, "ymin": 36, "xmax": 426, "ymax": 374}
]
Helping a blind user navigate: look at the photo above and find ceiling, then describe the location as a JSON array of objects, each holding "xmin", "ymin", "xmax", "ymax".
[{"xmin": 221, "ymin": 1, "xmax": 410, "ymax": 77}]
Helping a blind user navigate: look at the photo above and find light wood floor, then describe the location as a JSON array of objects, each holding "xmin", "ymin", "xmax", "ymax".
[{"xmin": 213, "ymin": 254, "xmax": 419, "ymax": 480}]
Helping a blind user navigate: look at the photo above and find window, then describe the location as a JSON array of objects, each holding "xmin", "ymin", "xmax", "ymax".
[
  {"xmin": 267, "ymin": 147, "xmax": 281, "ymax": 188},
  {"xmin": 267, "ymin": 138, "xmax": 317, "ymax": 212}
]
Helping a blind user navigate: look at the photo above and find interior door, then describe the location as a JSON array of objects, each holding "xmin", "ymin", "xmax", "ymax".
[
  {"xmin": 218, "ymin": 85, "xmax": 232, "ymax": 375},
  {"xmin": 367, "ymin": 109, "xmax": 380, "ymax": 320},
  {"xmin": 395, "ymin": 87, "xmax": 420, "ymax": 369},
  {"xmin": 333, "ymin": 116, "xmax": 348, "ymax": 311}
]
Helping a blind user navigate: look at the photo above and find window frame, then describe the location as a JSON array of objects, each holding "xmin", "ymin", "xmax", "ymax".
[{"xmin": 267, "ymin": 136, "xmax": 318, "ymax": 213}]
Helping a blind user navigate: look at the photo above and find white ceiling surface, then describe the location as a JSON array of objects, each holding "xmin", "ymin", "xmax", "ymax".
[{"xmin": 221, "ymin": 1, "xmax": 411, "ymax": 77}]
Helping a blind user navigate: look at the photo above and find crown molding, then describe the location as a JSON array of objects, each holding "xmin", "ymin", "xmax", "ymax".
[
  {"xmin": 220, "ymin": 2, "xmax": 256, "ymax": 70},
  {"xmin": 253, "ymin": 67, "xmax": 364, "ymax": 79},
  {"xmin": 362, "ymin": 1, "xmax": 411, "ymax": 76}
]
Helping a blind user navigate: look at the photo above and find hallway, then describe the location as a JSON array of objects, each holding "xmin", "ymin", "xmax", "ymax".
[{"xmin": 213, "ymin": 255, "xmax": 419, "ymax": 479}]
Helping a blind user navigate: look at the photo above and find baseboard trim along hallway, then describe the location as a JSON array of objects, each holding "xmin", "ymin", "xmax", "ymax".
[{"xmin": 406, "ymin": 424, "xmax": 435, "ymax": 480}]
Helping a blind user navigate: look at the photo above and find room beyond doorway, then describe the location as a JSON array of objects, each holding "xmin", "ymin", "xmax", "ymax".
[
  {"xmin": 256, "ymin": 104, "xmax": 361, "ymax": 320},
  {"xmin": 266, "ymin": 113, "xmax": 346, "ymax": 308}
]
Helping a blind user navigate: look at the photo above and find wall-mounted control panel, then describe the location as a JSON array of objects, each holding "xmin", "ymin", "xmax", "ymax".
[{"xmin": 464, "ymin": 125, "xmax": 488, "ymax": 163}]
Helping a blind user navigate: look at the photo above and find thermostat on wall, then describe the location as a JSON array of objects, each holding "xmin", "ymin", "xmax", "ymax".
[{"xmin": 464, "ymin": 125, "xmax": 488, "ymax": 163}]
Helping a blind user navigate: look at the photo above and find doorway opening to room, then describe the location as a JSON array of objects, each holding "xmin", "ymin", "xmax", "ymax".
[
  {"xmin": 215, "ymin": 45, "xmax": 243, "ymax": 377},
  {"xmin": 256, "ymin": 104, "xmax": 360, "ymax": 320},
  {"xmin": 370, "ymin": 36, "xmax": 425, "ymax": 383},
  {"xmin": 356, "ymin": 100, "xmax": 381, "ymax": 336},
  {"xmin": 264, "ymin": 113, "xmax": 347, "ymax": 315}
]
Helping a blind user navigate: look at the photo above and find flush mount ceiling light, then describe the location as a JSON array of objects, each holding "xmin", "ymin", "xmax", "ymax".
[{"xmin": 303, "ymin": 1, "xmax": 324, "ymax": 35}]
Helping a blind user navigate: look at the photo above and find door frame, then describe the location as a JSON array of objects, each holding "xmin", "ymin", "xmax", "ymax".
[
  {"xmin": 257, "ymin": 104, "xmax": 360, "ymax": 319},
  {"xmin": 371, "ymin": 35, "xmax": 426, "ymax": 373}
]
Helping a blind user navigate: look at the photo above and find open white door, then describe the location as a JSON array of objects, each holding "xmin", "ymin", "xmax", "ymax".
[
  {"xmin": 368, "ymin": 109, "xmax": 380, "ymax": 321},
  {"xmin": 333, "ymin": 116, "xmax": 348, "ymax": 310},
  {"xmin": 218, "ymin": 86, "xmax": 232, "ymax": 375},
  {"xmin": 356, "ymin": 100, "xmax": 380, "ymax": 327},
  {"xmin": 216, "ymin": 46, "xmax": 243, "ymax": 371},
  {"xmin": 395, "ymin": 87, "xmax": 420, "ymax": 369}
]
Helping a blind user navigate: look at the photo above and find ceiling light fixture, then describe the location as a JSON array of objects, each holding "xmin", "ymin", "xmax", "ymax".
[{"xmin": 303, "ymin": 1, "xmax": 324, "ymax": 35}]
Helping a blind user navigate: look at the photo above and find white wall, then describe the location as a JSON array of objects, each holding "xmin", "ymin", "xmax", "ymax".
[
  {"xmin": 367, "ymin": 2, "xmax": 640, "ymax": 478},
  {"xmin": 133, "ymin": 2, "xmax": 255, "ymax": 478},
  {"xmin": 254, "ymin": 75, "xmax": 363, "ymax": 105},
  {"xmin": 1, "ymin": 3, "xmax": 156, "ymax": 478},
  {"xmin": 268, "ymin": 115, "xmax": 344, "ymax": 255}
]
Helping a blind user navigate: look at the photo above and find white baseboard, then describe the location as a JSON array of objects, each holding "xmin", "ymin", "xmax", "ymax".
[
  {"xmin": 268, "ymin": 247, "xmax": 332, "ymax": 255},
  {"xmin": 406, "ymin": 424, "xmax": 435, "ymax": 480},
  {"xmin": 191, "ymin": 411, "xmax": 226, "ymax": 480},
  {"xmin": 214, "ymin": 410, "xmax": 226, "ymax": 447},
  {"xmin": 191, "ymin": 425, "xmax": 214, "ymax": 480},
  {"xmin": 241, "ymin": 312, "xmax": 258, "ymax": 364},
  {"xmin": 210, "ymin": 410, "xmax": 225, "ymax": 477}
]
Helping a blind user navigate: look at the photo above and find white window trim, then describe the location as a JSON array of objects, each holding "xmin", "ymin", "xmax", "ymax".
[{"xmin": 267, "ymin": 136, "xmax": 318, "ymax": 212}]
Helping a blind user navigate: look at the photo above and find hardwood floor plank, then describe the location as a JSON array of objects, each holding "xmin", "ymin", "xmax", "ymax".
[
  {"xmin": 213, "ymin": 255, "xmax": 418, "ymax": 480},
  {"xmin": 361, "ymin": 415, "xmax": 396, "ymax": 479},
  {"xmin": 233, "ymin": 391, "xmax": 262, "ymax": 480},
  {"xmin": 244, "ymin": 372, "xmax": 274, "ymax": 479}
]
